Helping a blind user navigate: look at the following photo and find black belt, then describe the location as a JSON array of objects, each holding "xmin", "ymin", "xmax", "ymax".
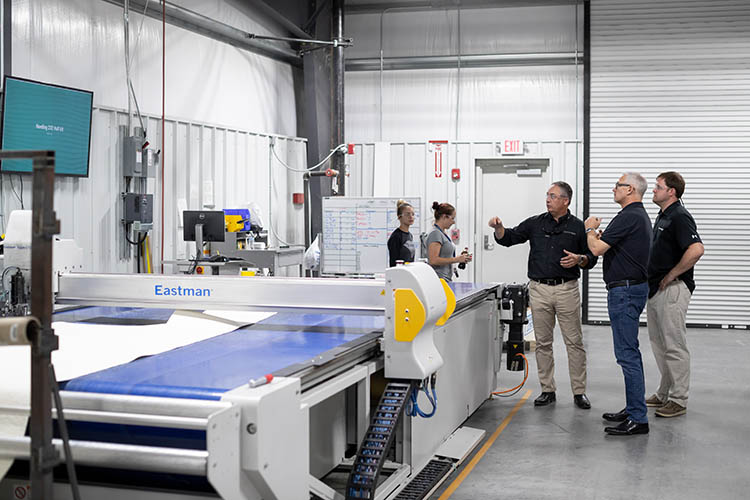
[
  {"xmin": 532, "ymin": 277, "xmax": 577, "ymax": 286},
  {"xmin": 606, "ymin": 279, "xmax": 646, "ymax": 291}
]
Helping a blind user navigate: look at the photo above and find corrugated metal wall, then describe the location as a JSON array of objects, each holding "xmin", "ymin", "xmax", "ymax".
[
  {"xmin": 345, "ymin": 4, "xmax": 583, "ymax": 143},
  {"xmin": 0, "ymin": 107, "xmax": 307, "ymax": 274},
  {"xmin": 588, "ymin": 0, "xmax": 750, "ymax": 326}
]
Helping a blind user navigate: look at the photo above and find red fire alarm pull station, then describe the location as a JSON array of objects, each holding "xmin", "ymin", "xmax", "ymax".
[
  {"xmin": 292, "ymin": 193, "xmax": 305, "ymax": 205},
  {"xmin": 451, "ymin": 168, "xmax": 461, "ymax": 181},
  {"xmin": 347, "ymin": 143, "xmax": 355, "ymax": 155}
]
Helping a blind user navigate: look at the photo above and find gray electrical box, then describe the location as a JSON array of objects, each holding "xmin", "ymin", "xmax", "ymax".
[
  {"xmin": 123, "ymin": 136, "xmax": 156, "ymax": 178},
  {"xmin": 122, "ymin": 193, "xmax": 153, "ymax": 224}
]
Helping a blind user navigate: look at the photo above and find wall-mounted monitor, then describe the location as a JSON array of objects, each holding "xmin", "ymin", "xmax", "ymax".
[{"xmin": 1, "ymin": 76, "xmax": 93, "ymax": 177}]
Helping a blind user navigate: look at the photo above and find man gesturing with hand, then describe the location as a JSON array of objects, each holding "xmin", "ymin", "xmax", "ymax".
[{"xmin": 489, "ymin": 182, "xmax": 597, "ymax": 410}]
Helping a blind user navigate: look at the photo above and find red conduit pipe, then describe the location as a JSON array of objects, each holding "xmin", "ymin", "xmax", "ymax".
[{"xmin": 160, "ymin": 0, "xmax": 166, "ymax": 273}]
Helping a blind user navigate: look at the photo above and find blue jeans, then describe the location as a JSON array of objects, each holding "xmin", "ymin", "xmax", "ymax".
[{"xmin": 607, "ymin": 282, "xmax": 649, "ymax": 423}]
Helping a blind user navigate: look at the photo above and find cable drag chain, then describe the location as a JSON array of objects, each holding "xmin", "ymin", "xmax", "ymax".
[{"xmin": 345, "ymin": 380, "xmax": 416, "ymax": 499}]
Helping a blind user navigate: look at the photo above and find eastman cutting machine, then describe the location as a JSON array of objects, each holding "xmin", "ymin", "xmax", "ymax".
[{"xmin": 0, "ymin": 152, "xmax": 529, "ymax": 500}]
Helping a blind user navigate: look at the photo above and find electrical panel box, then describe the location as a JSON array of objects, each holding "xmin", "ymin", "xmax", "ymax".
[
  {"xmin": 122, "ymin": 193, "xmax": 153, "ymax": 224},
  {"xmin": 122, "ymin": 136, "xmax": 156, "ymax": 178}
]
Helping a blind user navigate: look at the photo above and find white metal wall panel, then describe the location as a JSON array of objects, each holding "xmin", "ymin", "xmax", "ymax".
[
  {"xmin": 0, "ymin": 107, "xmax": 307, "ymax": 275},
  {"xmin": 349, "ymin": 140, "xmax": 581, "ymax": 282},
  {"xmin": 588, "ymin": 0, "xmax": 750, "ymax": 326},
  {"xmin": 9, "ymin": 0, "xmax": 298, "ymax": 136}
]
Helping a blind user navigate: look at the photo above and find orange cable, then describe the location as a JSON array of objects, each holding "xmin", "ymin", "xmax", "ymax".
[{"xmin": 492, "ymin": 353, "xmax": 529, "ymax": 395}]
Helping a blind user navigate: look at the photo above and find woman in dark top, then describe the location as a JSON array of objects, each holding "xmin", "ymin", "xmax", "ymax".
[{"xmin": 387, "ymin": 200, "xmax": 416, "ymax": 267}]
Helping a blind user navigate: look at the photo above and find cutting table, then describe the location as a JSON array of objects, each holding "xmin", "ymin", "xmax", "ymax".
[
  {"xmin": 0, "ymin": 267, "xmax": 509, "ymax": 500},
  {"xmin": 59, "ymin": 281, "xmax": 489, "ymax": 400},
  {"xmin": 61, "ymin": 309, "xmax": 383, "ymax": 401}
]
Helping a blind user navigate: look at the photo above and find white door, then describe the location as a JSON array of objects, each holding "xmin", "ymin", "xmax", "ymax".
[{"xmin": 475, "ymin": 159, "xmax": 551, "ymax": 285}]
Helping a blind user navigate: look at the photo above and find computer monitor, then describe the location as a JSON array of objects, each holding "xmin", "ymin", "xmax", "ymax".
[
  {"xmin": 1, "ymin": 76, "xmax": 93, "ymax": 176},
  {"xmin": 183, "ymin": 211, "xmax": 226, "ymax": 242}
]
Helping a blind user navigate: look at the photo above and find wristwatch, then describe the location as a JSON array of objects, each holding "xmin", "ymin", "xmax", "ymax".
[
  {"xmin": 585, "ymin": 227, "xmax": 594, "ymax": 233},
  {"xmin": 578, "ymin": 255, "xmax": 585, "ymax": 266}
]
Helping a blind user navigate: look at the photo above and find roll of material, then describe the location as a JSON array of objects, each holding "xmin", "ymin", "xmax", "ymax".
[{"xmin": 0, "ymin": 317, "xmax": 40, "ymax": 346}]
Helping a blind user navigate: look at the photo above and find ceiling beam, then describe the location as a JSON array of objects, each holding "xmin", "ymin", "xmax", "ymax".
[
  {"xmin": 345, "ymin": 52, "xmax": 582, "ymax": 71},
  {"xmin": 102, "ymin": 0, "xmax": 302, "ymax": 66},
  {"xmin": 346, "ymin": 0, "xmax": 580, "ymax": 15},
  {"xmin": 245, "ymin": 0, "xmax": 313, "ymax": 40}
]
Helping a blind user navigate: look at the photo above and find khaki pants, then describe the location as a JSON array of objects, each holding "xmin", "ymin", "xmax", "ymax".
[
  {"xmin": 528, "ymin": 280, "xmax": 587, "ymax": 395},
  {"xmin": 647, "ymin": 280, "xmax": 691, "ymax": 407}
]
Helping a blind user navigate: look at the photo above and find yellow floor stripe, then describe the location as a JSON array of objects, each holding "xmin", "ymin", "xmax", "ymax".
[{"xmin": 437, "ymin": 389, "xmax": 532, "ymax": 500}]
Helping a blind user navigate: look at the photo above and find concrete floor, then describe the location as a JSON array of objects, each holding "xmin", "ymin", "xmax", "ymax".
[{"xmin": 432, "ymin": 324, "xmax": 750, "ymax": 500}]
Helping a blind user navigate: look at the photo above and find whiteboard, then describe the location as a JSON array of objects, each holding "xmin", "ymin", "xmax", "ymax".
[{"xmin": 321, "ymin": 197, "xmax": 422, "ymax": 275}]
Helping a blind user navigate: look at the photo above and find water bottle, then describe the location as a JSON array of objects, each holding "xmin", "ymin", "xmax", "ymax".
[{"xmin": 458, "ymin": 247, "xmax": 469, "ymax": 270}]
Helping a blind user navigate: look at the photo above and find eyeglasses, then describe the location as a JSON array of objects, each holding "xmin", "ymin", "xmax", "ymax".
[
  {"xmin": 654, "ymin": 184, "xmax": 669, "ymax": 191},
  {"xmin": 546, "ymin": 193, "xmax": 568, "ymax": 200},
  {"xmin": 614, "ymin": 183, "xmax": 631, "ymax": 189}
]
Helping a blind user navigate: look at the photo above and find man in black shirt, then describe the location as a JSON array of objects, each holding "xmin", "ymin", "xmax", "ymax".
[
  {"xmin": 586, "ymin": 172, "xmax": 652, "ymax": 436},
  {"xmin": 488, "ymin": 181, "xmax": 597, "ymax": 410},
  {"xmin": 646, "ymin": 172, "xmax": 704, "ymax": 418}
]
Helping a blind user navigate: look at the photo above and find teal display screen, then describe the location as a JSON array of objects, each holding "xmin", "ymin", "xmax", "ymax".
[{"xmin": 1, "ymin": 77, "xmax": 93, "ymax": 176}]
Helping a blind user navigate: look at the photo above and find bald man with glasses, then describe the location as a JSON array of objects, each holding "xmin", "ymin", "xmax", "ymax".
[
  {"xmin": 586, "ymin": 172, "xmax": 652, "ymax": 436},
  {"xmin": 488, "ymin": 181, "xmax": 597, "ymax": 410}
]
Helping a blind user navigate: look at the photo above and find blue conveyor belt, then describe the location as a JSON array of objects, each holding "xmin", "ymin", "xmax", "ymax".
[
  {"xmin": 54, "ymin": 306, "xmax": 175, "ymax": 323},
  {"xmin": 62, "ymin": 312, "xmax": 383, "ymax": 400},
  {"xmin": 59, "ymin": 282, "xmax": 492, "ymax": 401}
]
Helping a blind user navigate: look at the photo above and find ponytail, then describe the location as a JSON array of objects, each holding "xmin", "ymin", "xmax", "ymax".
[
  {"xmin": 432, "ymin": 201, "xmax": 455, "ymax": 221},
  {"xmin": 396, "ymin": 199, "xmax": 412, "ymax": 217}
]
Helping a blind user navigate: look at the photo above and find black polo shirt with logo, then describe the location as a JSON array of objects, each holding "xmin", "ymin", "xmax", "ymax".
[
  {"xmin": 599, "ymin": 202, "xmax": 652, "ymax": 285},
  {"xmin": 648, "ymin": 201, "xmax": 702, "ymax": 298},
  {"xmin": 495, "ymin": 210, "xmax": 597, "ymax": 280}
]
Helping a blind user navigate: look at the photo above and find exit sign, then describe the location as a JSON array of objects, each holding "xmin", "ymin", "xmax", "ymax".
[{"xmin": 501, "ymin": 139, "xmax": 524, "ymax": 155}]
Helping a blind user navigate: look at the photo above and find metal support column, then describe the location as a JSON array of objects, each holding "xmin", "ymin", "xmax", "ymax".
[
  {"xmin": 303, "ymin": 0, "xmax": 328, "ymax": 250},
  {"xmin": 2, "ymin": 0, "xmax": 11, "ymax": 78},
  {"xmin": 29, "ymin": 151, "xmax": 60, "ymax": 499},
  {"xmin": 0, "ymin": 150, "xmax": 62, "ymax": 499},
  {"xmin": 582, "ymin": 0, "xmax": 591, "ymax": 324},
  {"xmin": 331, "ymin": 0, "xmax": 345, "ymax": 196}
]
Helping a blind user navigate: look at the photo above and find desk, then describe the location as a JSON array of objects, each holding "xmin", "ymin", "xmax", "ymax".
[{"xmin": 168, "ymin": 246, "xmax": 304, "ymax": 276}]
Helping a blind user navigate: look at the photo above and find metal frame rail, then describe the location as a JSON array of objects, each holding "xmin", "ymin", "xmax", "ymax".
[{"xmin": 0, "ymin": 393, "xmax": 230, "ymax": 475}]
